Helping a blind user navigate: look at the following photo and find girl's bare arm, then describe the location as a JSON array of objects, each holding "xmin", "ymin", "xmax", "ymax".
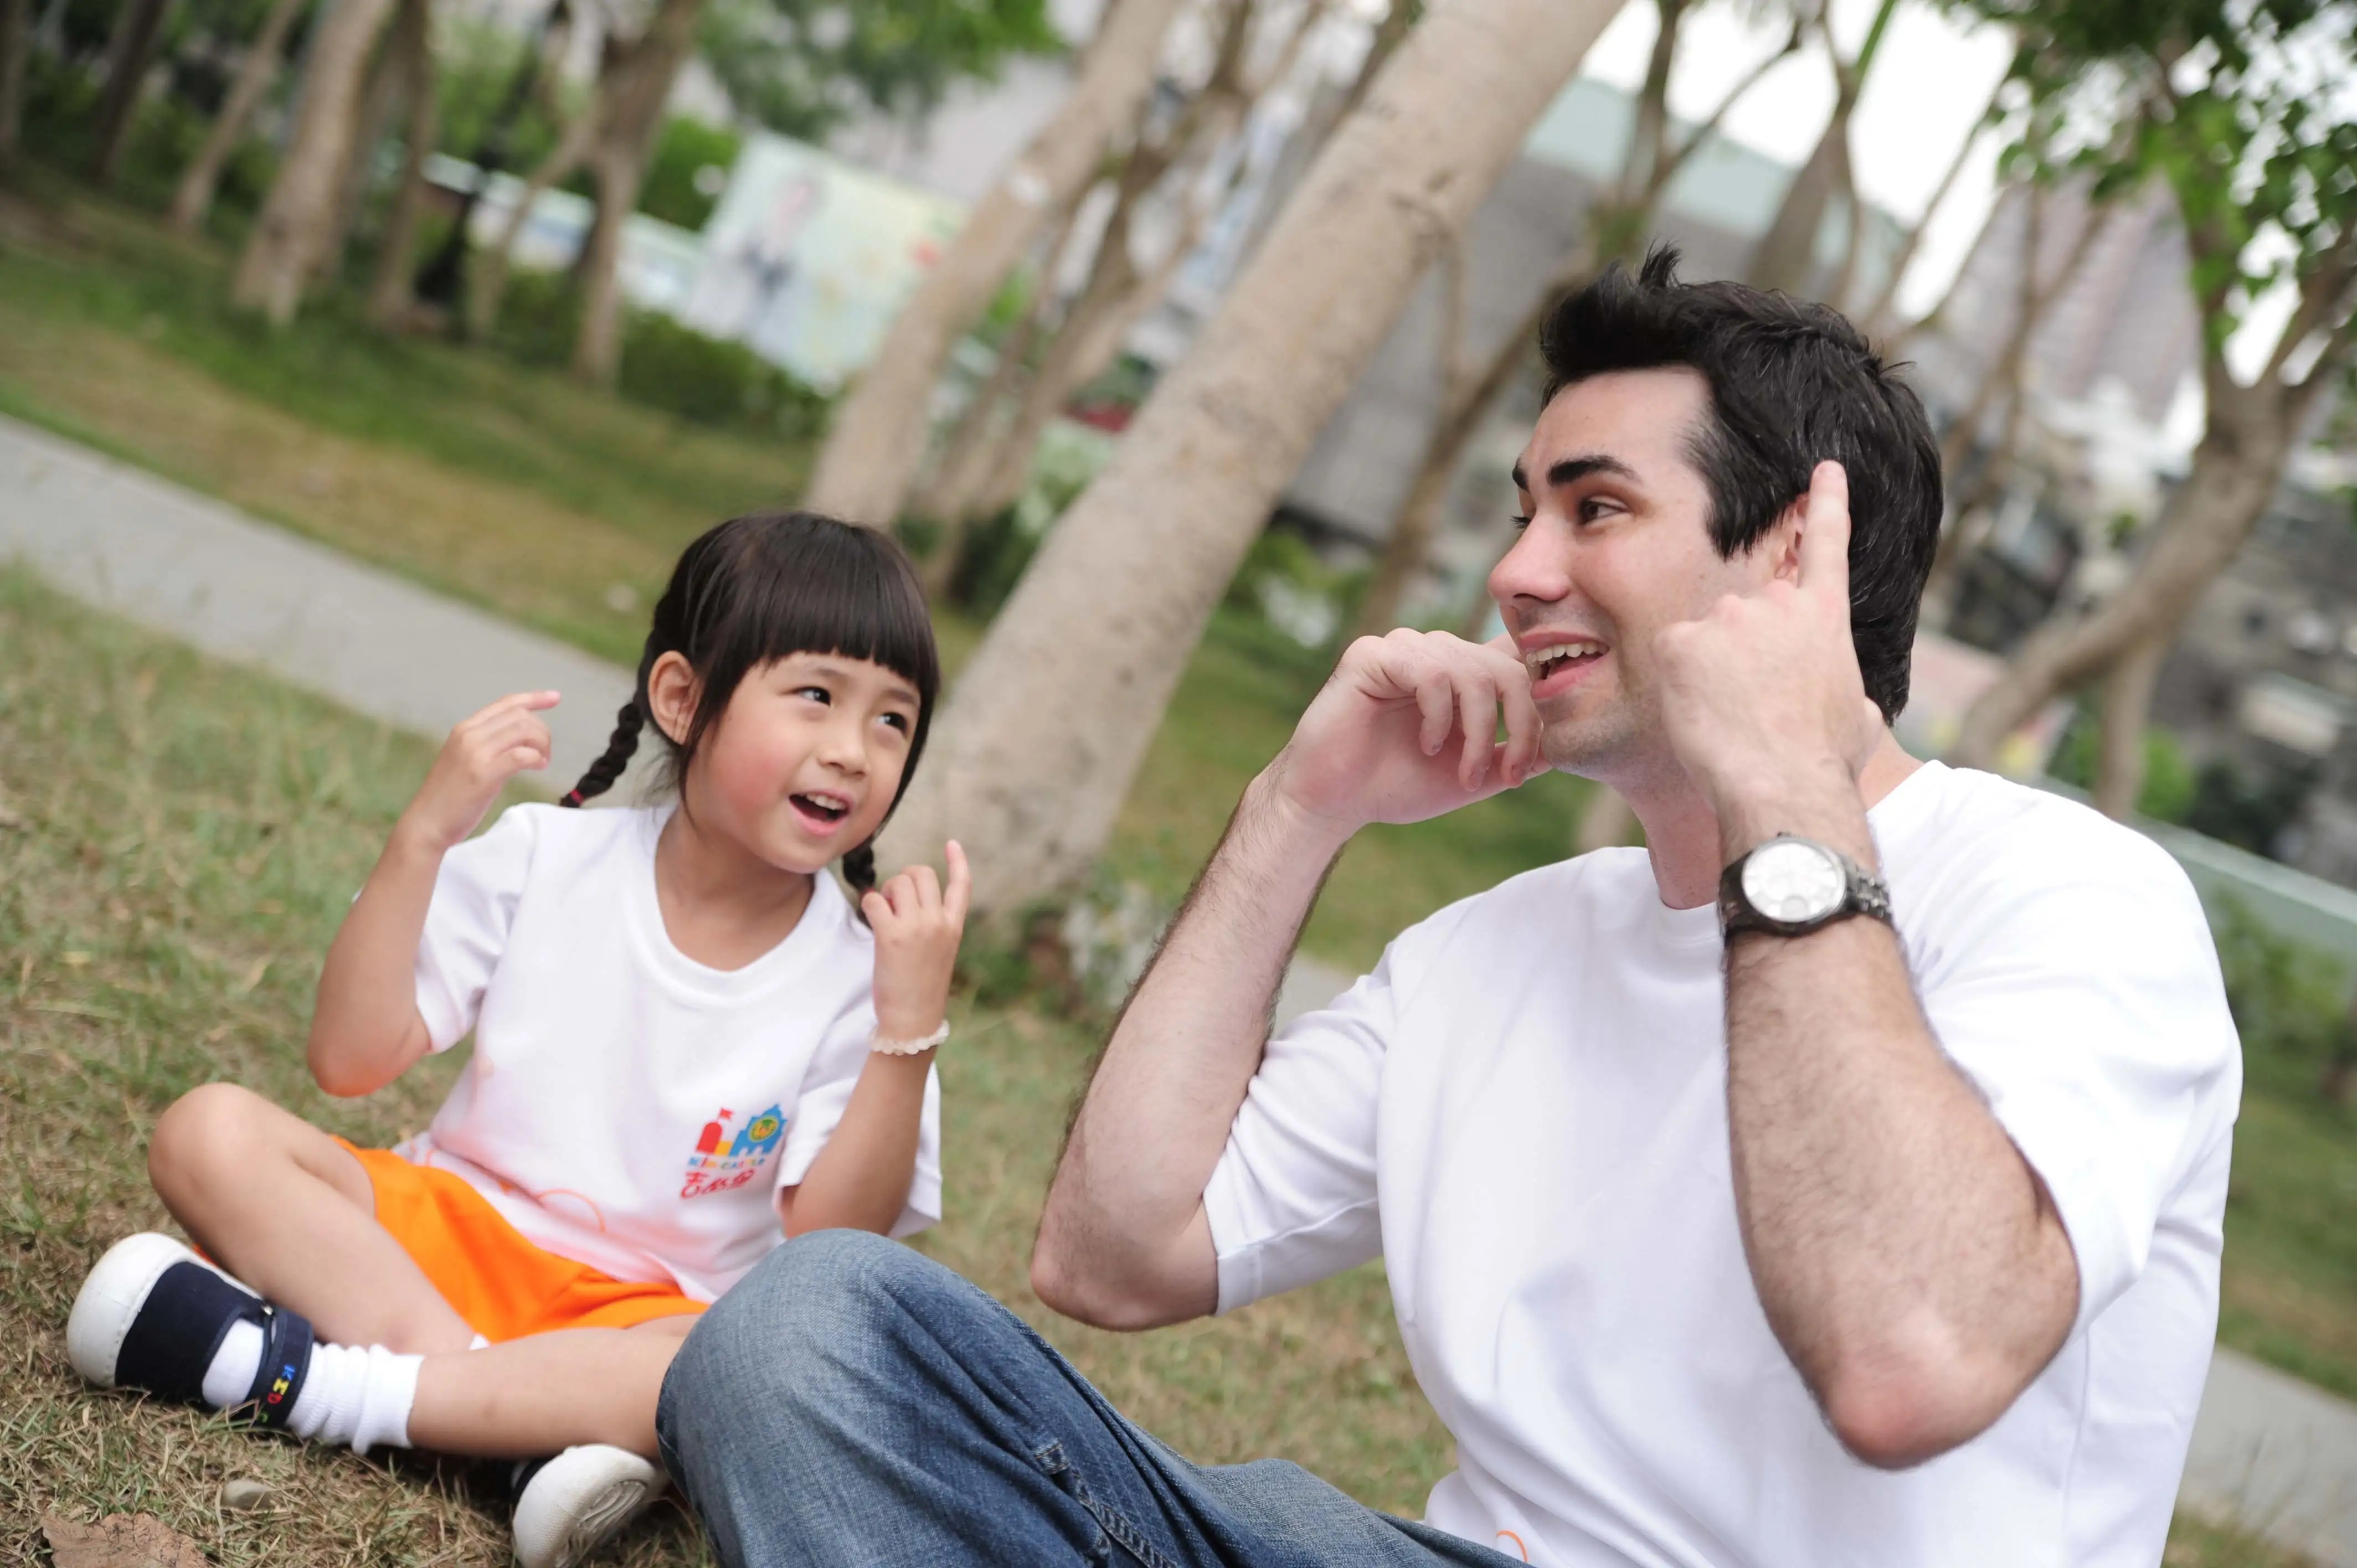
[
  {"xmin": 308, "ymin": 692, "xmax": 559, "ymax": 1096},
  {"xmin": 778, "ymin": 843, "xmax": 967, "ymax": 1236}
]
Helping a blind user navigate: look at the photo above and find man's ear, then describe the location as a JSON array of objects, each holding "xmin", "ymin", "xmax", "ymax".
[
  {"xmin": 1768, "ymin": 497, "xmax": 1811, "ymax": 584},
  {"xmin": 646, "ymin": 651, "xmax": 700, "ymax": 746}
]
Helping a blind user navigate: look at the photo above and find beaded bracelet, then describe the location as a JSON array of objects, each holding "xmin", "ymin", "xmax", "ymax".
[{"xmin": 871, "ymin": 1020, "xmax": 950, "ymax": 1056}]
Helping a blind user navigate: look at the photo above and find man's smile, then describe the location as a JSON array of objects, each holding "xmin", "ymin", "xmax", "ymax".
[{"xmin": 1519, "ymin": 635, "xmax": 1610, "ymax": 700}]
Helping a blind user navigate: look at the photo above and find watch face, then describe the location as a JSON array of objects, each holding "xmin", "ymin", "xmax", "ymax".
[{"xmin": 1741, "ymin": 839, "xmax": 1846, "ymax": 925}]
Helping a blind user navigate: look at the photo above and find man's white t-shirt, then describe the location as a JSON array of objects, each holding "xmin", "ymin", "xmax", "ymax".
[
  {"xmin": 393, "ymin": 802, "xmax": 941, "ymax": 1302},
  {"xmin": 1204, "ymin": 762, "xmax": 2240, "ymax": 1567}
]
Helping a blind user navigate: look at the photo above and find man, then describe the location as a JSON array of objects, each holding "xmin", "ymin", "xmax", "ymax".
[{"xmin": 657, "ymin": 251, "xmax": 2240, "ymax": 1566}]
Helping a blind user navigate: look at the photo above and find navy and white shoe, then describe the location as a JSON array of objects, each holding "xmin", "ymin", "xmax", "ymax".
[
  {"xmin": 66, "ymin": 1232, "xmax": 315, "ymax": 1430},
  {"xmin": 511, "ymin": 1444, "xmax": 665, "ymax": 1568}
]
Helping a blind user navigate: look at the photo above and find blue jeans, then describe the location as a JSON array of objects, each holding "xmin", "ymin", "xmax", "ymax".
[{"xmin": 656, "ymin": 1230, "xmax": 1521, "ymax": 1568}]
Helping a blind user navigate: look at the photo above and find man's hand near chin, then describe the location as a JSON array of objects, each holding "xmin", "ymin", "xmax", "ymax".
[
  {"xmin": 1267, "ymin": 627, "xmax": 1550, "ymax": 842},
  {"xmin": 1031, "ymin": 625, "xmax": 1545, "ymax": 1334}
]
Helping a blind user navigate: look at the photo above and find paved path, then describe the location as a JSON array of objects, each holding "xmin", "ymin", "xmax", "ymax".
[
  {"xmin": 6, "ymin": 410, "xmax": 2357, "ymax": 1562},
  {"xmin": 2185, "ymin": 1347, "xmax": 2357, "ymax": 1564},
  {"xmin": 0, "ymin": 415, "xmax": 639, "ymax": 795}
]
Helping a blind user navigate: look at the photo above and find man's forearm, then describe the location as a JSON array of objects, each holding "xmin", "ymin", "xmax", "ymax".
[
  {"xmin": 1033, "ymin": 770, "xmax": 1352, "ymax": 1328},
  {"xmin": 1719, "ymin": 778, "xmax": 2076, "ymax": 1467}
]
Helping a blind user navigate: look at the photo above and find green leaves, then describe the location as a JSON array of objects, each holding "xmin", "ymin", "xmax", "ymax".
[
  {"xmin": 696, "ymin": 0, "xmax": 1063, "ymax": 142},
  {"xmin": 1955, "ymin": 0, "xmax": 2357, "ymax": 353}
]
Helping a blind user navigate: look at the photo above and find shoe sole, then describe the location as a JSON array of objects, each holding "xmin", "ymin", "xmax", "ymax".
[
  {"xmin": 513, "ymin": 1451, "xmax": 661, "ymax": 1568},
  {"xmin": 66, "ymin": 1233, "xmax": 226, "ymax": 1389},
  {"xmin": 559, "ymin": 1477, "xmax": 653, "ymax": 1568}
]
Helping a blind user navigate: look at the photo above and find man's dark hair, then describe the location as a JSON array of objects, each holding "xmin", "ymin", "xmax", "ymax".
[{"xmin": 1537, "ymin": 246, "xmax": 1944, "ymax": 721}]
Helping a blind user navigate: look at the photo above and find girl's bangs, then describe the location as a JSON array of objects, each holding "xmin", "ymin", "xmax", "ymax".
[{"xmin": 703, "ymin": 516, "xmax": 941, "ymax": 706}]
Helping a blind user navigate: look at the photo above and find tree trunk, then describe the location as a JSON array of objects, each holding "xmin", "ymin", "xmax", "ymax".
[
  {"xmin": 230, "ymin": 0, "xmax": 400, "ymax": 323},
  {"xmin": 802, "ymin": 0, "xmax": 1191, "ymax": 525},
  {"xmin": 568, "ymin": 0, "xmax": 704, "ymax": 387},
  {"xmin": 1922, "ymin": 189, "xmax": 2118, "ymax": 612},
  {"xmin": 465, "ymin": 99, "xmax": 597, "ymax": 338},
  {"xmin": 936, "ymin": 166, "xmax": 1163, "ymax": 533},
  {"xmin": 1747, "ymin": 0, "xmax": 1897, "ymax": 299},
  {"xmin": 1, "ymin": 0, "xmax": 33, "ymax": 169},
  {"xmin": 881, "ymin": 0, "xmax": 1628, "ymax": 909},
  {"xmin": 1856, "ymin": 89, "xmax": 1991, "ymax": 342},
  {"xmin": 319, "ymin": 16, "xmax": 408, "ymax": 288},
  {"xmin": 89, "ymin": 0, "xmax": 174, "ymax": 184},
  {"xmin": 570, "ymin": 141, "xmax": 639, "ymax": 384},
  {"xmin": 910, "ymin": 193, "xmax": 1087, "ymax": 557},
  {"xmin": 169, "ymin": 0, "xmax": 311, "ymax": 233},
  {"xmin": 364, "ymin": 0, "xmax": 433, "ymax": 328},
  {"xmin": 2092, "ymin": 631, "xmax": 2165, "ymax": 819},
  {"xmin": 1938, "ymin": 184, "xmax": 2049, "ymax": 482},
  {"xmin": 1347, "ymin": 285, "xmax": 1548, "ymax": 640},
  {"xmin": 956, "ymin": 162, "xmax": 1227, "ymax": 530},
  {"xmin": 1748, "ymin": 102, "xmax": 1852, "ymax": 296},
  {"xmin": 1951, "ymin": 387, "xmax": 2293, "ymax": 768},
  {"xmin": 921, "ymin": 0, "xmax": 1278, "ymax": 538}
]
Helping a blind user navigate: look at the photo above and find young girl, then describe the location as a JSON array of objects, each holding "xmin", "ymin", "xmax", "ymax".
[{"xmin": 66, "ymin": 513, "xmax": 967, "ymax": 1568}]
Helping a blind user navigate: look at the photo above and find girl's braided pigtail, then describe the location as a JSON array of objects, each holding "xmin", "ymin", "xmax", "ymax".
[
  {"xmin": 562, "ymin": 699, "xmax": 646, "ymax": 807},
  {"xmin": 843, "ymin": 840, "xmax": 879, "ymax": 922}
]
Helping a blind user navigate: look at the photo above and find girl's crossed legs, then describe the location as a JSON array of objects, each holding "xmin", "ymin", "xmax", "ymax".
[{"xmin": 146, "ymin": 1082, "xmax": 689, "ymax": 1460}]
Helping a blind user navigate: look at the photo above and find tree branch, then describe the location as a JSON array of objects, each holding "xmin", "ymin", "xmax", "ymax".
[
  {"xmin": 2263, "ymin": 228, "xmax": 2357, "ymax": 386},
  {"xmin": 1646, "ymin": 16, "xmax": 1803, "ymax": 202},
  {"xmin": 1858, "ymin": 88, "xmax": 1993, "ymax": 339}
]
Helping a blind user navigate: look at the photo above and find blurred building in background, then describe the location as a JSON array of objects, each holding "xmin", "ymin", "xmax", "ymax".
[{"xmin": 1905, "ymin": 178, "xmax": 2357, "ymax": 885}]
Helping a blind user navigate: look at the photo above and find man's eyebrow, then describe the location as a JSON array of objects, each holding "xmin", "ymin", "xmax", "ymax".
[{"xmin": 1509, "ymin": 453, "xmax": 1638, "ymax": 492}]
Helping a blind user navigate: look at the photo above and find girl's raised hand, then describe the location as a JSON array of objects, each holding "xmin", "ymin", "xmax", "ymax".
[
  {"xmin": 398, "ymin": 692, "xmax": 562, "ymax": 854},
  {"xmin": 864, "ymin": 840, "xmax": 972, "ymax": 1048}
]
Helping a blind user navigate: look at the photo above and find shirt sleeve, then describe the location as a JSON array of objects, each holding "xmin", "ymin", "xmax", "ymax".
[
  {"xmin": 413, "ymin": 806, "xmax": 540, "ymax": 1054},
  {"xmin": 1913, "ymin": 820, "xmax": 2242, "ymax": 1339},
  {"xmin": 774, "ymin": 999, "xmax": 943, "ymax": 1239},
  {"xmin": 1201, "ymin": 951, "xmax": 1398, "ymax": 1315}
]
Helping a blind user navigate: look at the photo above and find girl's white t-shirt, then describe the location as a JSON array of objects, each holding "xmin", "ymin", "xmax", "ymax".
[
  {"xmin": 1205, "ymin": 762, "xmax": 2242, "ymax": 1567},
  {"xmin": 392, "ymin": 802, "xmax": 940, "ymax": 1302}
]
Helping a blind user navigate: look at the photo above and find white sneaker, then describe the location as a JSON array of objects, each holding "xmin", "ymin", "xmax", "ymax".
[{"xmin": 512, "ymin": 1443, "xmax": 663, "ymax": 1568}]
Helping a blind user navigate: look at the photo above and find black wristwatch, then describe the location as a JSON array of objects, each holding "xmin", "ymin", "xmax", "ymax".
[{"xmin": 1717, "ymin": 834, "xmax": 1893, "ymax": 938}]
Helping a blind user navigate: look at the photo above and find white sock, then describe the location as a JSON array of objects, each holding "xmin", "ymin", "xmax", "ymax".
[{"xmin": 198, "ymin": 1322, "xmax": 420, "ymax": 1454}]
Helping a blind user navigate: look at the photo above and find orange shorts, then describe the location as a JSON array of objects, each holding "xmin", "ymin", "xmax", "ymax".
[{"xmin": 340, "ymin": 1142, "xmax": 704, "ymax": 1343}]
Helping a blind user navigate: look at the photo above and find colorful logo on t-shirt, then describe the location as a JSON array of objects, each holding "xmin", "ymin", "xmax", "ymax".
[{"xmin": 682, "ymin": 1103, "xmax": 787, "ymax": 1199}]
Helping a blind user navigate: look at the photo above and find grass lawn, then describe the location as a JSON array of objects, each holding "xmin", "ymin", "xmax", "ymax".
[{"xmin": 2216, "ymin": 1082, "xmax": 2357, "ymax": 1404}]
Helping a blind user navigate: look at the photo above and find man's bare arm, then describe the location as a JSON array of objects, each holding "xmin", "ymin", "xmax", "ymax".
[
  {"xmin": 1031, "ymin": 778, "xmax": 1351, "ymax": 1328},
  {"xmin": 1032, "ymin": 631, "xmax": 1542, "ymax": 1330},
  {"xmin": 1716, "ymin": 777, "xmax": 2077, "ymax": 1470},
  {"xmin": 1655, "ymin": 466, "xmax": 2077, "ymax": 1467}
]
